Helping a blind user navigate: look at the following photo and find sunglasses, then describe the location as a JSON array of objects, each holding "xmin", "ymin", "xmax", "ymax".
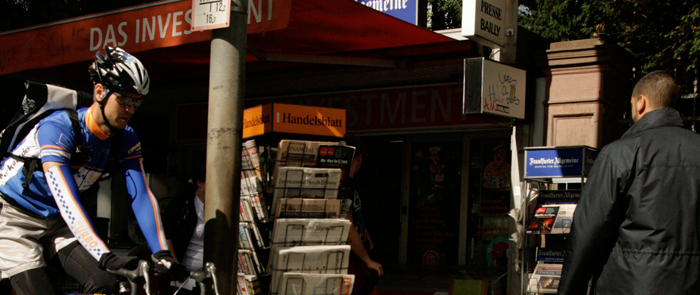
[{"xmin": 112, "ymin": 91, "xmax": 143, "ymax": 110}]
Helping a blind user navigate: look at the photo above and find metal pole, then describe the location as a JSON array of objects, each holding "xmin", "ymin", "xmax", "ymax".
[{"xmin": 204, "ymin": 0, "xmax": 247, "ymax": 294}]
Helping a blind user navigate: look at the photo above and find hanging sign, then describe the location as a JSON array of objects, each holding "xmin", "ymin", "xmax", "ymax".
[
  {"xmin": 523, "ymin": 146, "xmax": 596, "ymax": 179},
  {"xmin": 461, "ymin": 0, "xmax": 507, "ymax": 47},
  {"xmin": 463, "ymin": 57, "xmax": 526, "ymax": 119},
  {"xmin": 241, "ymin": 103, "xmax": 346, "ymax": 139}
]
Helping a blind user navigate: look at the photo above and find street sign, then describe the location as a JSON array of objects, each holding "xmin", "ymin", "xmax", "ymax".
[{"xmin": 192, "ymin": 0, "xmax": 231, "ymax": 31}]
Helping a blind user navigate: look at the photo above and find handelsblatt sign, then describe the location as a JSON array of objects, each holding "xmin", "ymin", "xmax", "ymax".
[
  {"xmin": 0, "ymin": 0, "xmax": 291, "ymax": 75},
  {"xmin": 242, "ymin": 103, "xmax": 346, "ymax": 139}
]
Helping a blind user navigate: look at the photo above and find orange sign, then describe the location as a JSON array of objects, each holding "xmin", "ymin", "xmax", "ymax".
[
  {"xmin": 241, "ymin": 103, "xmax": 345, "ymax": 139},
  {"xmin": 0, "ymin": 0, "xmax": 291, "ymax": 75},
  {"xmin": 271, "ymin": 103, "xmax": 346, "ymax": 138},
  {"xmin": 242, "ymin": 104, "xmax": 272, "ymax": 139}
]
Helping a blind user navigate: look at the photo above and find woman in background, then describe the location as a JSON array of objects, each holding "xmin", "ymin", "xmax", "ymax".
[{"xmin": 162, "ymin": 165, "xmax": 206, "ymax": 295}]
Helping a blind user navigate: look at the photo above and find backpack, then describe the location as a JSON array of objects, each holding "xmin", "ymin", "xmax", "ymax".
[{"xmin": 0, "ymin": 78, "xmax": 121, "ymax": 188}]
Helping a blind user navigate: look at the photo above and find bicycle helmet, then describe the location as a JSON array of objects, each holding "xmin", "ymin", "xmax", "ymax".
[{"xmin": 89, "ymin": 46, "xmax": 150, "ymax": 96}]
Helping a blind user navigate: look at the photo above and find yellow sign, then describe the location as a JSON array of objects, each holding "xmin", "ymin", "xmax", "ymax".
[
  {"xmin": 242, "ymin": 104, "xmax": 272, "ymax": 139},
  {"xmin": 242, "ymin": 103, "xmax": 345, "ymax": 139}
]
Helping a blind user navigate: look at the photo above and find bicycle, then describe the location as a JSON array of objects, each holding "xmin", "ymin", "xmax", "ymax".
[{"xmin": 116, "ymin": 261, "xmax": 220, "ymax": 295}]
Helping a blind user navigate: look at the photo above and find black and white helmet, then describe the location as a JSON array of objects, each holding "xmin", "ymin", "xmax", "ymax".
[{"xmin": 89, "ymin": 46, "xmax": 150, "ymax": 96}]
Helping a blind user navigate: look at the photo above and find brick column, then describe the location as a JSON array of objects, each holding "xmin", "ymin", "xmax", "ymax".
[{"xmin": 539, "ymin": 38, "xmax": 637, "ymax": 149}]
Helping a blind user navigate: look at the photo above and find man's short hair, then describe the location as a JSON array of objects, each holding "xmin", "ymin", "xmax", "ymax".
[{"xmin": 631, "ymin": 70, "xmax": 680, "ymax": 109}]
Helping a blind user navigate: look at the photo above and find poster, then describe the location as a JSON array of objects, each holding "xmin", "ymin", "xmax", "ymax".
[{"xmin": 407, "ymin": 142, "xmax": 461, "ymax": 266}]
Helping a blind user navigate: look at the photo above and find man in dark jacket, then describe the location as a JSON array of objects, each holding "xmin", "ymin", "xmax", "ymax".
[{"xmin": 558, "ymin": 71, "xmax": 700, "ymax": 295}]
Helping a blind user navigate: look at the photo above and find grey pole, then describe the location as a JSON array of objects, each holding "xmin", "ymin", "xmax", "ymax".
[{"xmin": 203, "ymin": 0, "xmax": 247, "ymax": 294}]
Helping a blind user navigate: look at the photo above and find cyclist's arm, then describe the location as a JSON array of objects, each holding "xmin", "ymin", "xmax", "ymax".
[
  {"xmin": 39, "ymin": 118, "xmax": 111, "ymax": 261},
  {"xmin": 122, "ymin": 158, "xmax": 169, "ymax": 254}
]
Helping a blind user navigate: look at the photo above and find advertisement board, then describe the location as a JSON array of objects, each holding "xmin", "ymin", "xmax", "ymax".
[
  {"xmin": 461, "ymin": 0, "xmax": 507, "ymax": 47},
  {"xmin": 463, "ymin": 57, "xmax": 526, "ymax": 119},
  {"xmin": 523, "ymin": 146, "xmax": 596, "ymax": 178}
]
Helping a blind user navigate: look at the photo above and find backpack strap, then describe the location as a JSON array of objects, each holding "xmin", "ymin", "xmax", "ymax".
[{"xmin": 10, "ymin": 109, "xmax": 84, "ymax": 189}]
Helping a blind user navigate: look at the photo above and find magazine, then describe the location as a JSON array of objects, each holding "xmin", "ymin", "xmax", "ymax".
[
  {"xmin": 278, "ymin": 273, "xmax": 355, "ymax": 295},
  {"xmin": 527, "ymin": 262, "xmax": 562, "ymax": 294},
  {"xmin": 274, "ymin": 198, "xmax": 342, "ymax": 219},
  {"xmin": 527, "ymin": 204, "xmax": 576, "ymax": 234},
  {"xmin": 271, "ymin": 218, "xmax": 351, "ymax": 247},
  {"xmin": 269, "ymin": 245, "xmax": 351, "ymax": 295},
  {"xmin": 271, "ymin": 167, "xmax": 342, "ymax": 214}
]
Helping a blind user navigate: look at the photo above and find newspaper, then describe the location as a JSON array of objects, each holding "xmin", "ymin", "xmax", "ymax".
[
  {"xmin": 275, "ymin": 198, "xmax": 342, "ymax": 219},
  {"xmin": 275, "ymin": 140, "xmax": 338, "ymax": 167},
  {"xmin": 272, "ymin": 218, "xmax": 351, "ymax": 247},
  {"xmin": 526, "ymin": 204, "xmax": 576, "ymax": 234},
  {"xmin": 527, "ymin": 262, "xmax": 562, "ymax": 294},
  {"xmin": 278, "ymin": 273, "xmax": 355, "ymax": 295},
  {"xmin": 269, "ymin": 245, "xmax": 351, "ymax": 295},
  {"xmin": 237, "ymin": 273, "xmax": 250, "ymax": 295},
  {"xmin": 271, "ymin": 167, "xmax": 342, "ymax": 214}
]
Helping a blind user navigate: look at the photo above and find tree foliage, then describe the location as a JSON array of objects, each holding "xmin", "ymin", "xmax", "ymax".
[
  {"xmin": 428, "ymin": 0, "xmax": 462, "ymax": 30},
  {"xmin": 519, "ymin": 0, "xmax": 699, "ymax": 94}
]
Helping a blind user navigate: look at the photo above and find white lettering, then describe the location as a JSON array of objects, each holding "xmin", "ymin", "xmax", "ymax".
[
  {"xmin": 185, "ymin": 9, "xmax": 193, "ymax": 35},
  {"xmin": 135, "ymin": 19, "xmax": 140, "ymax": 43},
  {"xmin": 117, "ymin": 22, "xmax": 128, "ymax": 46},
  {"xmin": 249, "ymin": 0, "xmax": 262, "ymax": 24},
  {"xmin": 268, "ymin": 0, "xmax": 273, "ymax": 20},
  {"xmin": 411, "ymin": 91, "xmax": 426, "ymax": 123},
  {"xmin": 90, "ymin": 27, "xmax": 102, "ymax": 51},
  {"xmin": 172, "ymin": 11, "xmax": 183, "ymax": 37},
  {"xmin": 142, "ymin": 17, "xmax": 156, "ymax": 42},
  {"xmin": 158, "ymin": 14, "xmax": 171, "ymax": 39},
  {"xmin": 104, "ymin": 25, "xmax": 117, "ymax": 48}
]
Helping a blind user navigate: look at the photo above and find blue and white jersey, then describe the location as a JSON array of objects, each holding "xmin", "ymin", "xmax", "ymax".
[{"xmin": 0, "ymin": 107, "xmax": 168, "ymax": 260}]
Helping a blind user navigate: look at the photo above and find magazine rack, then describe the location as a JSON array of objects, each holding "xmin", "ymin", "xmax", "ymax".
[
  {"xmin": 238, "ymin": 137, "xmax": 357, "ymax": 295},
  {"xmin": 521, "ymin": 146, "xmax": 596, "ymax": 295}
]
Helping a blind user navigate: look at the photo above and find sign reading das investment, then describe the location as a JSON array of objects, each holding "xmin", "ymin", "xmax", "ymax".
[
  {"xmin": 461, "ymin": 0, "xmax": 507, "ymax": 47},
  {"xmin": 0, "ymin": 0, "xmax": 291, "ymax": 75},
  {"xmin": 463, "ymin": 57, "xmax": 526, "ymax": 119},
  {"xmin": 243, "ymin": 103, "xmax": 346, "ymax": 139}
]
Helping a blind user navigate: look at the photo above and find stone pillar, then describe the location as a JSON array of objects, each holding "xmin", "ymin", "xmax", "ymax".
[{"xmin": 540, "ymin": 38, "xmax": 637, "ymax": 149}]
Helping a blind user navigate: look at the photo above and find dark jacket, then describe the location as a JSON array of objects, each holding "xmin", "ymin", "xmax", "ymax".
[
  {"xmin": 559, "ymin": 108, "xmax": 700, "ymax": 295},
  {"xmin": 163, "ymin": 188, "xmax": 198, "ymax": 263}
]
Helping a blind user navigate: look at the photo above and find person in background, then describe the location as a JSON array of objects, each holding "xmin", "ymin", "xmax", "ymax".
[
  {"xmin": 342, "ymin": 135, "xmax": 383, "ymax": 295},
  {"xmin": 558, "ymin": 71, "xmax": 700, "ymax": 295},
  {"xmin": 162, "ymin": 164, "xmax": 206, "ymax": 295},
  {"xmin": 0, "ymin": 46, "xmax": 186, "ymax": 295}
]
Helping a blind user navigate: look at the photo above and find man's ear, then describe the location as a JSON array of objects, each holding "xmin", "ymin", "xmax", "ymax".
[
  {"xmin": 637, "ymin": 94, "xmax": 648, "ymax": 115},
  {"xmin": 93, "ymin": 83, "xmax": 105, "ymax": 103}
]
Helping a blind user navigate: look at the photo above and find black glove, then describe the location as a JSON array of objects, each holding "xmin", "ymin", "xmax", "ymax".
[
  {"xmin": 152, "ymin": 250, "xmax": 189, "ymax": 281},
  {"xmin": 98, "ymin": 252, "xmax": 140, "ymax": 272}
]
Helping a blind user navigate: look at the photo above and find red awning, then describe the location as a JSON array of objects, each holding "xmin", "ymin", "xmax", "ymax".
[{"xmin": 0, "ymin": 0, "xmax": 470, "ymax": 86}]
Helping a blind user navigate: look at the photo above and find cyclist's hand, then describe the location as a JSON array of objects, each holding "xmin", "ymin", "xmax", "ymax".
[
  {"xmin": 98, "ymin": 252, "xmax": 140, "ymax": 272},
  {"xmin": 152, "ymin": 250, "xmax": 189, "ymax": 281}
]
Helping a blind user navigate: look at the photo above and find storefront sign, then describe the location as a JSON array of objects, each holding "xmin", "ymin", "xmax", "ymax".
[
  {"xmin": 270, "ymin": 103, "xmax": 346, "ymax": 138},
  {"xmin": 240, "ymin": 103, "xmax": 345, "ymax": 138},
  {"xmin": 242, "ymin": 104, "xmax": 273, "ymax": 138},
  {"xmin": 463, "ymin": 57, "xmax": 526, "ymax": 119},
  {"xmin": 523, "ymin": 146, "xmax": 596, "ymax": 178},
  {"xmin": 0, "ymin": 0, "xmax": 291, "ymax": 75},
  {"xmin": 461, "ymin": 0, "xmax": 507, "ymax": 47},
  {"xmin": 177, "ymin": 83, "xmax": 503, "ymax": 141},
  {"xmin": 356, "ymin": 0, "xmax": 419, "ymax": 25}
]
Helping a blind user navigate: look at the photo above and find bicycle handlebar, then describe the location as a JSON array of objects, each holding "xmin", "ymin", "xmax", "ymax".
[{"xmin": 118, "ymin": 260, "xmax": 219, "ymax": 295}]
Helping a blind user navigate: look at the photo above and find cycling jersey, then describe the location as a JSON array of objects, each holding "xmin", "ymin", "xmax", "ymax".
[{"xmin": 0, "ymin": 107, "xmax": 168, "ymax": 260}]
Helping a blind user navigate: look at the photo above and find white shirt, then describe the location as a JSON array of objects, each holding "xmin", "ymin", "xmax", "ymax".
[{"xmin": 172, "ymin": 195, "xmax": 205, "ymax": 290}]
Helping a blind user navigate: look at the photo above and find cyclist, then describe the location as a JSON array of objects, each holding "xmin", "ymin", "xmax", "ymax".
[{"xmin": 0, "ymin": 47, "xmax": 187, "ymax": 295}]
